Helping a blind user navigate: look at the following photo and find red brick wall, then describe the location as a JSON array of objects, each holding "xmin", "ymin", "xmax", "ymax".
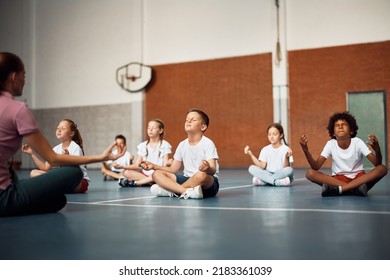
[
  {"xmin": 145, "ymin": 54, "xmax": 273, "ymax": 168},
  {"xmin": 145, "ymin": 41, "xmax": 390, "ymax": 168},
  {"xmin": 289, "ymin": 41, "xmax": 390, "ymax": 167}
]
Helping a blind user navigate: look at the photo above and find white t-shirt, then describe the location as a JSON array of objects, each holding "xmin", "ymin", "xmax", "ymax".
[
  {"xmin": 320, "ymin": 137, "xmax": 371, "ymax": 178},
  {"xmin": 259, "ymin": 144, "xmax": 293, "ymax": 173},
  {"xmin": 137, "ymin": 140, "xmax": 172, "ymax": 176},
  {"xmin": 174, "ymin": 136, "xmax": 219, "ymax": 178},
  {"xmin": 108, "ymin": 150, "xmax": 133, "ymax": 172},
  {"xmin": 53, "ymin": 141, "xmax": 90, "ymax": 181}
]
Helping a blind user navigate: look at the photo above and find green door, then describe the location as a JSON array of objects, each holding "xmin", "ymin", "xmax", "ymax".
[{"xmin": 347, "ymin": 91, "xmax": 387, "ymax": 168}]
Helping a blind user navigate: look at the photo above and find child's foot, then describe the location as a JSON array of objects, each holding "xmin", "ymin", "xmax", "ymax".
[
  {"xmin": 118, "ymin": 177, "xmax": 136, "ymax": 187},
  {"xmin": 321, "ymin": 184, "xmax": 341, "ymax": 196},
  {"xmin": 349, "ymin": 183, "xmax": 368, "ymax": 196},
  {"xmin": 150, "ymin": 184, "xmax": 178, "ymax": 197},
  {"xmin": 274, "ymin": 177, "xmax": 291, "ymax": 186},
  {"xmin": 252, "ymin": 177, "xmax": 267, "ymax": 186},
  {"xmin": 179, "ymin": 186, "xmax": 204, "ymax": 199}
]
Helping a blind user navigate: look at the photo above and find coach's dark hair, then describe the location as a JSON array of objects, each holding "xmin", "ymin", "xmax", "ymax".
[{"xmin": 0, "ymin": 52, "xmax": 24, "ymax": 90}]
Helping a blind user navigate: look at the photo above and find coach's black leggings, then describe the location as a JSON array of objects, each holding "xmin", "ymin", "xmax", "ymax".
[{"xmin": 0, "ymin": 166, "xmax": 83, "ymax": 217}]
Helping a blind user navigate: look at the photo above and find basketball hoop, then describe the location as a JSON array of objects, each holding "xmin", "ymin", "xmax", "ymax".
[{"xmin": 116, "ymin": 62, "xmax": 152, "ymax": 93}]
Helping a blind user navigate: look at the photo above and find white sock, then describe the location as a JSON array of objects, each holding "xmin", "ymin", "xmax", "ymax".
[{"xmin": 338, "ymin": 186, "xmax": 343, "ymax": 194}]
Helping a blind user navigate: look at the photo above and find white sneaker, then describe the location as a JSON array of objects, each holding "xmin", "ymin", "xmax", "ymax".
[
  {"xmin": 150, "ymin": 184, "xmax": 178, "ymax": 197},
  {"xmin": 252, "ymin": 177, "xmax": 267, "ymax": 186},
  {"xmin": 179, "ymin": 185, "xmax": 204, "ymax": 199},
  {"xmin": 274, "ymin": 177, "xmax": 291, "ymax": 186}
]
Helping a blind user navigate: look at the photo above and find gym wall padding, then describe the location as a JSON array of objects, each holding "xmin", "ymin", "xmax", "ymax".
[{"xmin": 26, "ymin": 103, "xmax": 138, "ymax": 169}]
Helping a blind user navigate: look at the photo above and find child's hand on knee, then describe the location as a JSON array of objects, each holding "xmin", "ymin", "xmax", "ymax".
[{"xmin": 198, "ymin": 160, "xmax": 210, "ymax": 172}]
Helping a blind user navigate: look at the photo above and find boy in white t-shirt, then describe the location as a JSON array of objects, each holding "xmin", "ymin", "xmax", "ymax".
[
  {"xmin": 299, "ymin": 111, "xmax": 387, "ymax": 196},
  {"xmin": 140, "ymin": 109, "xmax": 219, "ymax": 199}
]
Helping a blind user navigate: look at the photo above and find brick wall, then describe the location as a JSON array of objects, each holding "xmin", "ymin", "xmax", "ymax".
[
  {"xmin": 289, "ymin": 41, "xmax": 390, "ymax": 167},
  {"xmin": 145, "ymin": 54, "xmax": 273, "ymax": 168},
  {"xmin": 145, "ymin": 41, "xmax": 390, "ymax": 168}
]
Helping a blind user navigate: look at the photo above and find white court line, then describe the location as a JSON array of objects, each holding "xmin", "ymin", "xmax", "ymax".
[
  {"xmin": 66, "ymin": 201, "xmax": 390, "ymax": 215},
  {"xmin": 69, "ymin": 177, "xmax": 380, "ymax": 215},
  {"xmin": 67, "ymin": 177, "xmax": 308, "ymax": 205},
  {"xmin": 293, "ymin": 178, "xmax": 308, "ymax": 182},
  {"xmin": 219, "ymin": 184, "xmax": 253, "ymax": 190},
  {"xmin": 73, "ymin": 196, "xmax": 156, "ymax": 204},
  {"xmin": 69, "ymin": 184, "xmax": 254, "ymax": 205}
]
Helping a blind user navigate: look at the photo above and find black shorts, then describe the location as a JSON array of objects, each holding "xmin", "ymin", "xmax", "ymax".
[{"xmin": 175, "ymin": 174, "xmax": 219, "ymax": 198}]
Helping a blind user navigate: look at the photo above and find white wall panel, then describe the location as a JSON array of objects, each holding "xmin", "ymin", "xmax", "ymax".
[
  {"xmin": 286, "ymin": 0, "xmax": 390, "ymax": 50},
  {"xmin": 32, "ymin": 0, "xmax": 144, "ymax": 109},
  {"xmin": 144, "ymin": 0, "xmax": 274, "ymax": 65}
]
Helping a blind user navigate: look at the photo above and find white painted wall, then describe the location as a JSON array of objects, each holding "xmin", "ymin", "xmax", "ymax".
[
  {"xmin": 32, "ymin": 0, "xmax": 144, "ymax": 109},
  {"xmin": 144, "ymin": 0, "xmax": 274, "ymax": 65},
  {"xmin": 2, "ymin": 0, "xmax": 389, "ymax": 108},
  {"xmin": 286, "ymin": 0, "xmax": 390, "ymax": 50},
  {"xmin": 1, "ymin": 0, "xmax": 390, "ymax": 148}
]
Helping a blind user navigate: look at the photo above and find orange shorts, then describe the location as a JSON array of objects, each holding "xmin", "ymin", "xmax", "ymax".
[
  {"xmin": 73, "ymin": 179, "xmax": 89, "ymax": 193},
  {"xmin": 333, "ymin": 171, "xmax": 365, "ymax": 183}
]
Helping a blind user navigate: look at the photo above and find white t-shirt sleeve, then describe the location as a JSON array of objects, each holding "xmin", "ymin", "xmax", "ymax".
[
  {"xmin": 173, "ymin": 141, "xmax": 184, "ymax": 162},
  {"xmin": 320, "ymin": 140, "xmax": 333, "ymax": 159},
  {"xmin": 357, "ymin": 138, "xmax": 372, "ymax": 157},
  {"xmin": 137, "ymin": 141, "xmax": 147, "ymax": 159},
  {"xmin": 160, "ymin": 140, "xmax": 172, "ymax": 157}
]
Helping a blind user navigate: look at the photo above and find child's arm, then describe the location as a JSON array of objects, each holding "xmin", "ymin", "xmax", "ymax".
[
  {"xmin": 366, "ymin": 134, "xmax": 383, "ymax": 166},
  {"xmin": 299, "ymin": 135, "xmax": 326, "ymax": 170},
  {"xmin": 21, "ymin": 144, "xmax": 52, "ymax": 171},
  {"xmin": 244, "ymin": 145, "xmax": 266, "ymax": 169},
  {"xmin": 198, "ymin": 159, "xmax": 217, "ymax": 176},
  {"xmin": 283, "ymin": 148, "xmax": 293, "ymax": 167},
  {"xmin": 24, "ymin": 132, "xmax": 125, "ymax": 166},
  {"xmin": 140, "ymin": 159, "xmax": 182, "ymax": 173},
  {"xmin": 163, "ymin": 154, "xmax": 173, "ymax": 167},
  {"xmin": 118, "ymin": 155, "xmax": 143, "ymax": 171}
]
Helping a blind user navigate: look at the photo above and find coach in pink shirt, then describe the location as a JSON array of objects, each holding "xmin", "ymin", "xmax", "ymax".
[{"xmin": 0, "ymin": 52, "xmax": 124, "ymax": 216}]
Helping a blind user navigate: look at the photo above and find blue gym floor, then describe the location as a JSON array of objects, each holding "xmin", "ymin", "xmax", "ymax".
[{"xmin": 1, "ymin": 168, "xmax": 389, "ymax": 260}]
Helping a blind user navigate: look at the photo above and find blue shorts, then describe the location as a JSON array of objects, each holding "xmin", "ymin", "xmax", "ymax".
[{"xmin": 175, "ymin": 174, "xmax": 219, "ymax": 198}]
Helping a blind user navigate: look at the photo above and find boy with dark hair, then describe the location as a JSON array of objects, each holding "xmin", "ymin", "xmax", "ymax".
[
  {"xmin": 299, "ymin": 111, "xmax": 387, "ymax": 196},
  {"xmin": 101, "ymin": 135, "xmax": 134, "ymax": 180}
]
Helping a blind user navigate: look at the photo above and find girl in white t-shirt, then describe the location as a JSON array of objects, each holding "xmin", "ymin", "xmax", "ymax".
[
  {"xmin": 22, "ymin": 119, "xmax": 90, "ymax": 193},
  {"xmin": 244, "ymin": 123, "xmax": 294, "ymax": 186},
  {"xmin": 117, "ymin": 119, "xmax": 172, "ymax": 187}
]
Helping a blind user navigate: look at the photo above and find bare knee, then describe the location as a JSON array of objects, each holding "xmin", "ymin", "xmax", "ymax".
[
  {"xmin": 376, "ymin": 164, "xmax": 388, "ymax": 177},
  {"xmin": 30, "ymin": 169, "xmax": 43, "ymax": 177},
  {"xmin": 123, "ymin": 170, "xmax": 130, "ymax": 178},
  {"xmin": 306, "ymin": 168, "xmax": 318, "ymax": 181},
  {"xmin": 192, "ymin": 171, "xmax": 208, "ymax": 182},
  {"xmin": 152, "ymin": 170, "xmax": 164, "ymax": 181}
]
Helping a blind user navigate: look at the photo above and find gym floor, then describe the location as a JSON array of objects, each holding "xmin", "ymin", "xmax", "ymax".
[{"xmin": 1, "ymin": 168, "xmax": 389, "ymax": 260}]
